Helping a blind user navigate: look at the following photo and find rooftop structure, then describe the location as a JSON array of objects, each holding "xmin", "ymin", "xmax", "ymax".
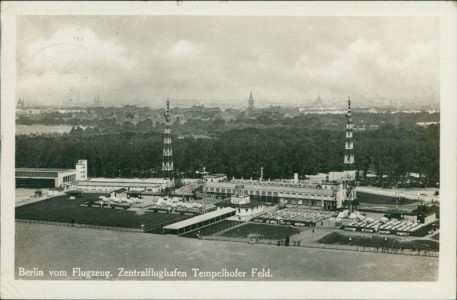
[
  {"xmin": 163, "ymin": 207, "xmax": 236, "ymax": 235},
  {"xmin": 204, "ymin": 174, "xmax": 227, "ymax": 182}
]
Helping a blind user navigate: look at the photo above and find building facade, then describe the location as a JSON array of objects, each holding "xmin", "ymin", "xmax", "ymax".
[
  {"xmin": 204, "ymin": 179, "xmax": 345, "ymax": 209},
  {"xmin": 15, "ymin": 159, "xmax": 87, "ymax": 189},
  {"xmin": 76, "ymin": 177, "xmax": 171, "ymax": 193},
  {"xmin": 15, "ymin": 168, "xmax": 78, "ymax": 189},
  {"xmin": 76, "ymin": 159, "xmax": 88, "ymax": 181}
]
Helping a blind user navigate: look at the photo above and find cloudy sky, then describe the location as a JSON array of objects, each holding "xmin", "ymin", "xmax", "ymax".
[{"xmin": 17, "ymin": 16, "xmax": 439, "ymax": 107}]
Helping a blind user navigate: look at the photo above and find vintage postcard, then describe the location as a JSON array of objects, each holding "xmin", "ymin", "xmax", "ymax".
[{"xmin": 1, "ymin": 1, "xmax": 456, "ymax": 299}]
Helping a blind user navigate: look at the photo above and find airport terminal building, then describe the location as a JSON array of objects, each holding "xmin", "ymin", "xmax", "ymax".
[{"xmin": 204, "ymin": 177, "xmax": 345, "ymax": 210}]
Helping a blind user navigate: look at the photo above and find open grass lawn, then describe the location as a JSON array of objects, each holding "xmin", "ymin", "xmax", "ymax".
[
  {"xmin": 16, "ymin": 222, "xmax": 438, "ymax": 281},
  {"xmin": 220, "ymin": 223, "xmax": 301, "ymax": 240},
  {"xmin": 15, "ymin": 194, "xmax": 185, "ymax": 230},
  {"xmin": 318, "ymin": 232, "xmax": 439, "ymax": 251},
  {"xmin": 357, "ymin": 192, "xmax": 416, "ymax": 205}
]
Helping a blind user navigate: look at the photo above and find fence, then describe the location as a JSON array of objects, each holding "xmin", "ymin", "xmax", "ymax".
[
  {"xmin": 143, "ymin": 216, "xmax": 189, "ymax": 233},
  {"xmin": 201, "ymin": 235, "xmax": 249, "ymax": 243},
  {"xmin": 200, "ymin": 235, "xmax": 439, "ymax": 258},
  {"xmin": 16, "ymin": 218, "xmax": 143, "ymax": 233}
]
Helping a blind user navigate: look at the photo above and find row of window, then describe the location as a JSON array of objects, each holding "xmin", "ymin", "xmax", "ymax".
[
  {"xmin": 63, "ymin": 175, "xmax": 76, "ymax": 183},
  {"xmin": 16, "ymin": 171, "xmax": 58, "ymax": 178},
  {"xmin": 283, "ymin": 199, "xmax": 323, "ymax": 206},
  {"xmin": 206, "ymin": 187, "xmax": 332, "ymax": 199}
]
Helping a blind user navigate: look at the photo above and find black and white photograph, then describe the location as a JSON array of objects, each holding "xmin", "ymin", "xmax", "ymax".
[{"xmin": 1, "ymin": 1, "xmax": 456, "ymax": 299}]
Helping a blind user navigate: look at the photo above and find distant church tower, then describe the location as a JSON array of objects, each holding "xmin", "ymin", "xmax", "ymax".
[
  {"xmin": 248, "ymin": 92, "xmax": 254, "ymax": 110},
  {"xmin": 17, "ymin": 98, "xmax": 25, "ymax": 107},
  {"xmin": 343, "ymin": 97, "xmax": 357, "ymax": 209},
  {"xmin": 162, "ymin": 99, "xmax": 174, "ymax": 179},
  {"xmin": 94, "ymin": 95, "xmax": 101, "ymax": 107},
  {"xmin": 315, "ymin": 93, "xmax": 323, "ymax": 107}
]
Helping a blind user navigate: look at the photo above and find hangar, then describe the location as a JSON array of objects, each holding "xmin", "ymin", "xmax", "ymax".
[
  {"xmin": 15, "ymin": 168, "xmax": 78, "ymax": 189},
  {"xmin": 15, "ymin": 159, "xmax": 87, "ymax": 189}
]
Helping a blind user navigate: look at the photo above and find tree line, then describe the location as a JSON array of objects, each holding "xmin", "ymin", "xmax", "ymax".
[{"xmin": 16, "ymin": 123, "xmax": 439, "ymax": 187}]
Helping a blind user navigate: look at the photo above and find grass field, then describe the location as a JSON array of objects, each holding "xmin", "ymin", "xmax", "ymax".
[
  {"xmin": 318, "ymin": 232, "xmax": 439, "ymax": 251},
  {"xmin": 220, "ymin": 223, "xmax": 301, "ymax": 240},
  {"xmin": 15, "ymin": 194, "xmax": 185, "ymax": 230},
  {"xmin": 15, "ymin": 222, "xmax": 438, "ymax": 281},
  {"xmin": 357, "ymin": 192, "xmax": 415, "ymax": 205}
]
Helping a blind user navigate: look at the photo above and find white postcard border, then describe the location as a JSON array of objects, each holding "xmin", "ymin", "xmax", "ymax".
[{"xmin": 1, "ymin": 1, "xmax": 456, "ymax": 299}]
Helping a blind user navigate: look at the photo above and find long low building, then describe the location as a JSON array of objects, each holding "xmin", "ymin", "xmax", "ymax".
[
  {"xmin": 204, "ymin": 179, "xmax": 346, "ymax": 209},
  {"xmin": 16, "ymin": 159, "xmax": 87, "ymax": 189},
  {"xmin": 16, "ymin": 168, "xmax": 78, "ymax": 189},
  {"xmin": 77, "ymin": 177, "xmax": 172, "ymax": 193},
  {"xmin": 163, "ymin": 207, "xmax": 236, "ymax": 235}
]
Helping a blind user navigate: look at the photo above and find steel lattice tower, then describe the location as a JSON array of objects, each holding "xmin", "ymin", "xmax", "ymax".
[
  {"xmin": 343, "ymin": 97, "xmax": 357, "ymax": 205},
  {"xmin": 162, "ymin": 99, "xmax": 174, "ymax": 180}
]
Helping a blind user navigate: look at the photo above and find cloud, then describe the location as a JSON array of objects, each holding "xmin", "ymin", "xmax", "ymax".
[
  {"xmin": 16, "ymin": 17, "xmax": 439, "ymax": 106},
  {"xmin": 312, "ymin": 39, "xmax": 382, "ymax": 80},
  {"xmin": 18, "ymin": 26, "xmax": 136, "ymax": 100},
  {"xmin": 293, "ymin": 38, "xmax": 438, "ymax": 99},
  {"xmin": 166, "ymin": 40, "xmax": 201, "ymax": 58}
]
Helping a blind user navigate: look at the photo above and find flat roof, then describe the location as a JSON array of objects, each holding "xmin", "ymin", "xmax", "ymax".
[
  {"xmin": 175, "ymin": 183, "xmax": 202, "ymax": 193},
  {"xmin": 78, "ymin": 181, "xmax": 162, "ymax": 188},
  {"xmin": 87, "ymin": 177, "xmax": 168, "ymax": 184},
  {"xmin": 215, "ymin": 200, "xmax": 265, "ymax": 209},
  {"xmin": 16, "ymin": 168, "xmax": 76, "ymax": 173},
  {"xmin": 163, "ymin": 207, "xmax": 236, "ymax": 230}
]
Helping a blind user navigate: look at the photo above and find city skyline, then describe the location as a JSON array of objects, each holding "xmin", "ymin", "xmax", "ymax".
[{"xmin": 17, "ymin": 16, "xmax": 439, "ymax": 107}]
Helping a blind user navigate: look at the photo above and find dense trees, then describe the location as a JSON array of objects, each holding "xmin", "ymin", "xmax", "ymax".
[{"xmin": 16, "ymin": 122, "xmax": 439, "ymax": 187}]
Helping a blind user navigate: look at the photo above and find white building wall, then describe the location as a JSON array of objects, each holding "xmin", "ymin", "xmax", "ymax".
[
  {"xmin": 76, "ymin": 159, "xmax": 88, "ymax": 181},
  {"xmin": 56, "ymin": 170, "xmax": 78, "ymax": 189},
  {"xmin": 235, "ymin": 205, "xmax": 265, "ymax": 217}
]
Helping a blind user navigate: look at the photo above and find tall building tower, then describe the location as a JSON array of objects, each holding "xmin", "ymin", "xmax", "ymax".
[
  {"xmin": 162, "ymin": 99, "xmax": 174, "ymax": 180},
  {"xmin": 94, "ymin": 95, "xmax": 101, "ymax": 107},
  {"xmin": 343, "ymin": 97, "xmax": 357, "ymax": 208},
  {"xmin": 248, "ymin": 92, "xmax": 254, "ymax": 110},
  {"xmin": 315, "ymin": 93, "xmax": 323, "ymax": 107}
]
